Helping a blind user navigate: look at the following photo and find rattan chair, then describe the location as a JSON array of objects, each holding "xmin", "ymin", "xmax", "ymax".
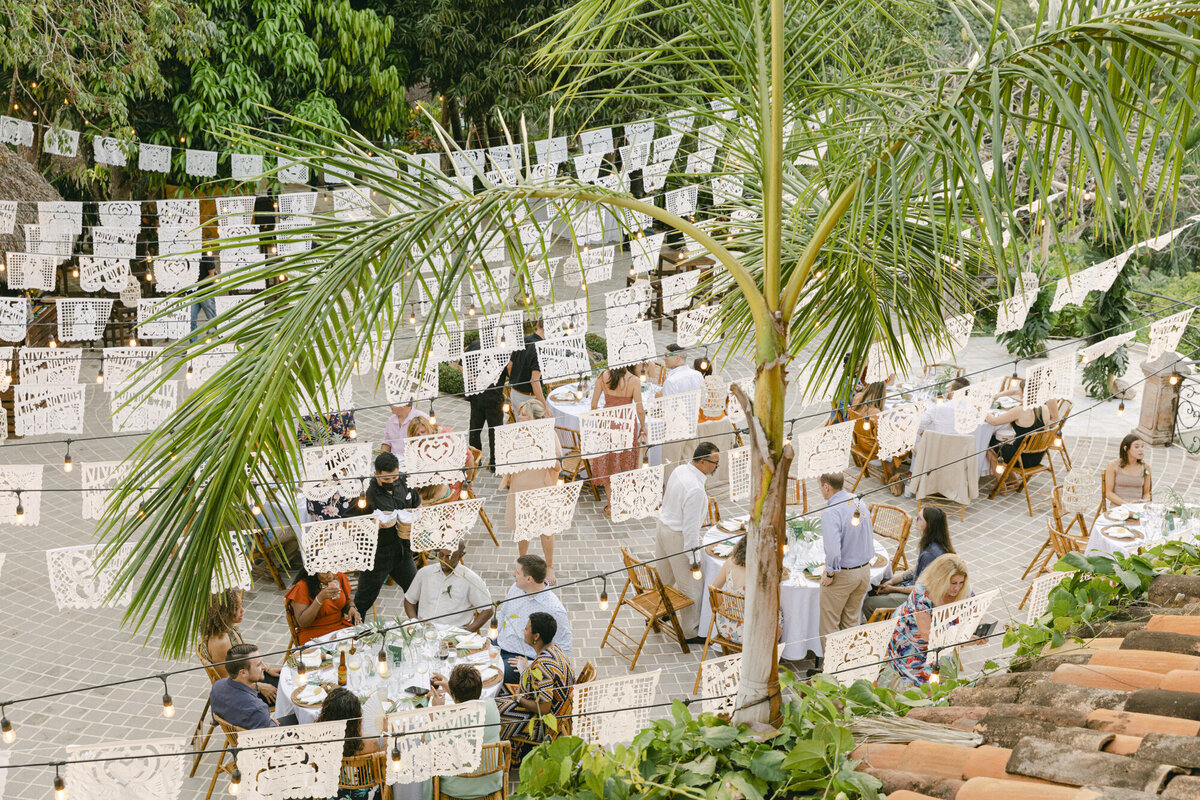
[
  {"xmin": 987, "ymin": 429, "xmax": 1059, "ymax": 516},
  {"xmin": 644, "ymin": 361, "xmax": 668, "ymax": 385},
  {"xmin": 556, "ymin": 426, "xmax": 601, "ymax": 501},
  {"xmin": 601, "ymin": 549, "xmax": 694, "ymax": 669},
  {"xmin": 692, "ymin": 585, "xmax": 745, "ymax": 692},
  {"xmin": 431, "ymin": 742, "xmax": 509, "ymax": 800},
  {"xmin": 205, "ymin": 714, "xmax": 245, "ymax": 800},
  {"xmin": 867, "ymin": 607, "xmax": 895, "ymax": 624},
  {"xmin": 1047, "ymin": 516, "xmax": 1087, "ymax": 559},
  {"xmin": 703, "ymin": 497, "xmax": 721, "ymax": 527},
  {"xmin": 1047, "ymin": 399, "xmax": 1074, "ymax": 472},
  {"xmin": 189, "ymin": 643, "xmax": 226, "ymax": 778},
  {"xmin": 850, "ymin": 416, "xmax": 907, "ymax": 496},
  {"xmin": 786, "ymin": 476, "xmax": 808, "ymax": 513},
  {"xmin": 869, "ymin": 503, "xmax": 912, "ymax": 572},
  {"xmin": 284, "ymin": 597, "xmax": 301, "ymax": 649},
  {"xmin": 341, "ymin": 750, "xmax": 393, "ymax": 800}
]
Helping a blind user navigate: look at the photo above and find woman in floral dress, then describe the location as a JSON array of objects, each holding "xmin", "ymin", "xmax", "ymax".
[{"xmin": 879, "ymin": 554, "xmax": 973, "ymax": 688}]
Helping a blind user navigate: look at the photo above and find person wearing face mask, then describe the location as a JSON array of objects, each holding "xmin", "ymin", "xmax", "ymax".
[
  {"xmin": 878, "ymin": 554, "xmax": 978, "ymax": 688},
  {"xmin": 863, "ymin": 507, "xmax": 954, "ymax": 618},
  {"xmin": 353, "ymin": 451, "xmax": 423, "ymax": 617}
]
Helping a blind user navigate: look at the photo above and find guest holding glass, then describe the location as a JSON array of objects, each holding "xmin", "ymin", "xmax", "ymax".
[
  {"xmin": 426, "ymin": 665, "xmax": 503, "ymax": 800},
  {"xmin": 500, "ymin": 401, "xmax": 562, "ymax": 581},
  {"xmin": 286, "ymin": 567, "xmax": 361, "ymax": 646},
  {"xmin": 1104, "ymin": 433, "xmax": 1152, "ymax": 506},
  {"xmin": 316, "ymin": 688, "xmax": 383, "ymax": 800},
  {"xmin": 863, "ymin": 507, "xmax": 954, "ymax": 618}
]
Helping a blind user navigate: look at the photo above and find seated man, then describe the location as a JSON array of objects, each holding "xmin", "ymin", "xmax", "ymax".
[
  {"xmin": 496, "ymin": 612, "xmax": 574, "ymax": 748},
  {"xmin": 496, "ymin": 555, "xmax": 572, "ymax": 683},
  {"xmin": 918, "ymin": 377, "xmax": 970, "ymax": 435},
  {"xmin": 210, "ymin": 643, "xmax": 283, "ymax": 729},
  {"xmin": 425, "ymin": 665, "xmax": 503, "ymax": 800},
  {"xmin": 404, "ymin": 541, "xmax": 493, "ymax": 632}
]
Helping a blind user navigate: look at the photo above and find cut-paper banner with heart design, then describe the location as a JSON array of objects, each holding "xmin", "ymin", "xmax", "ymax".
[
  {"xmin": 535, "ymin": 335, "xmax": 591, "ymax": 382},
  {"xmin": 57, "ymin": 298, "xmax": 114, "ymax": 342},
  {"xmin": 46, "ymin": 542, "xmax": 135, "ymax": 609},
  {"xmin": 543, "ymin": 297, "xmax": 588, "ymax": 339},
  {"xmin": 605, "ymin": 283, "xmax": 652, "ymax": 326},
  {"xmin": 405, "ymin": 430, "xmax": 468, "ymax": 488},
  {"xmin": 138, "ymin": 143, "xmax": 171, "ymax": 173},
  {"xmin": 385, "ymin": 701, "xmax": 486, "ymax": 784},
  {"xmin": 791, "ymin": 420, "xmax": 854, "ymax": 480},
  {"xmin": 822, "ymin": 619, "xmax": 897, "ymax": 685}
]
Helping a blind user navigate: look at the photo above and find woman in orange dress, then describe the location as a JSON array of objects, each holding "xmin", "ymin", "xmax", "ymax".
[
  {"xmin": 588, "ymin": 365, "xmax": 646, "ymax": 517},
  {"xmin": 285, "ymin": 568, "xmax": 361, "ymax": 645}
]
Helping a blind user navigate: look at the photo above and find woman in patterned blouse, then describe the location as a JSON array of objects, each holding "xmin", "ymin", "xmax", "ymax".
[
  {"xmin": 497, "ymin": 611, "xmax": 574, "ymax": 747},
  {"xmin": 879, "ymin": 554, "xmax": 972, "ymax": 688}
]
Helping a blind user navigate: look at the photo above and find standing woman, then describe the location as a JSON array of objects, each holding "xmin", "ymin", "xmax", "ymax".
[
  {"xmin": 1104, "ymin": 433, "xmax": 1152, "ymax": 506},
  {"xmin": 863, "ymin": 507, "xmax": 954, "ymax": 618},
  {"xmin": 588, "ymin": 364, "xmax": 647, "ymax": 517},
  {"xmin": 501, "ymin": 402, "xmax": 563, "ymax": 583}
]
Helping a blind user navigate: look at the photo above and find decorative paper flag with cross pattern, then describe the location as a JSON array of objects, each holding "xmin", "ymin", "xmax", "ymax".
[
  {"xmin": 610, "ymin": 464, "xmax": 665, "ymax": 521},
  {"xmin": 1148, "ymin": 308, "xmax": 1195, "ymax": 360}
]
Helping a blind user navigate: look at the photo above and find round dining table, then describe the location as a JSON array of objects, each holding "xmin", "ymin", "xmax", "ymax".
[
  {"xmin": 1083, "ymin": 502, "xmax": 1199, "ymax": 557},
  {"xmin": 697, "ymin": 524, "xmax": 892, "ymax": 660},
  {"xmin": 546, "ymin": 382, "xmax": 662, "ymax": 464}
]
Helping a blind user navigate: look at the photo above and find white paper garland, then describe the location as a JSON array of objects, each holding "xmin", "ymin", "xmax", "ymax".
[
  {"xmin": 610, "ymin": 464, "xmax": 665, "ymax": 521},
  {"xmin": 299, "ymin": 518, "xmax": 379, "ymax": 574}
]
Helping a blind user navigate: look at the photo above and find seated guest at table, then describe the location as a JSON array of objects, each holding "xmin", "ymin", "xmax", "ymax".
[
  {"xmin": 407, "ymin": 415, "xmax": 475, "ymax": 497},
  {"xmin": 286, "ymin": 567, "xmax": 361, "ymax": 646},
  {"xmin": 864, "ymin": 507, "xmax": 954, "ymax": 618},
  {"xmin": 201, "ymin": 590, "xmax": 281, "ymax": 698},
  {"xmin": 426, "ymin": 665, "xmax": 503, "ymax": 800},
  {"xmin": 380, "ymin": 403, "xmax": 430, "ymax": 459},
  {"xmin": 657, "ymin": 443, "xmax": 721, "ymax": 642},
  {"xmin": 694, "ymin": 357, "xmax": 713, "ymax": 378},
  {"xmin": 210, "ymin": 644, "xmax": 290, "ymax": 728},
  {"xmin": 501, "ymin": 402, "xmax": 563, "ymax": 581},
  {"xmin": 316, "ymin": 688, "xmax": 383, "ymax": 800},
  {"xmin": 405, "ymin": 542, "xmax": 493, "ymax": 631},
  {"xmin": 1105, "ymin": 433, "xmax": 1152, "ymax": 506},
  {"xmin": 658, "ymin": 343, "xmax": 705, "ymax": 399},
  {"xmin": 849, "ymin": 380, "xmax": 887, "ymax": 421},
  {"xmin": 917, "ymin": 377, "xmax": 970, "ymax": 436},
  {"xmin": 589, "ymin": 365, "xmax": 647, "ymax": 517},
  {"xmin": 985, "ymin": 389, "xmax": 1060, "ymax": 484},
  {"xmin": 496, "ymin": 555, "xmax": 572, "ymax": 683},
  {"xmin": 508, "ymin": 317, "xmax": 550, "ymax": 416},
  {"xmin": 355, "ymin": 451, "xmax": 423, "ymax": 616},
  {"xmin": 878, "ymin": 554, "xmax": 977, "ymax": 688},
  {"xmin": 818, "ymin": 472, "xmax": 874, "ymax": 651},
  {"xmin": 497, "ymin": 612, "xmax": 574, "ymax": 748},
  {"xmin": 709, "ymin": 537, "xmax": 781, "ymax": 644}
]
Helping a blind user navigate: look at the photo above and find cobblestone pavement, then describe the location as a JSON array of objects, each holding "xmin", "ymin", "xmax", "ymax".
[{"xmin": 0, "ymin": 259, "xmax": 1197, "ymax": 798}]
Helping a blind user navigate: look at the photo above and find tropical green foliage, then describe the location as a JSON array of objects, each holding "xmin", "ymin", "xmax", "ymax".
[{"xmin": 1082, "ymin": 259, "xmax": 1135, "ymax": 398}]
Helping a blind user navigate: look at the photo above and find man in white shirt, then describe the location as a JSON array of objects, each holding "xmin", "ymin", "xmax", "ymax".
[
  {"xmin": 659, "ymin": 344, "xmax": 706, "ymax": 469},
  {"xmin": 655, "ymin": 442, "xmax": 720, "ymax": 640},
  {"xmin": 496, "ymin": 554, "xmax": 572, "ymax": 682},
  {"xmin": 917, "ymin": 377, "xmax": 971, "ymax": 436},
  {"xmin": 403, "ymin": 542, "xmax": 493, "ymax": 632}
]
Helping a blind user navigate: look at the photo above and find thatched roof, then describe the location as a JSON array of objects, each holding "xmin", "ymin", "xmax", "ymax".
[{"xmin": 0, "ymin": 149, "xmax": 63, "ymax": 258}]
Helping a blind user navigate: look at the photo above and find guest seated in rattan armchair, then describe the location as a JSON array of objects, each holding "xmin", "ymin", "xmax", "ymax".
[
  {"xmin": 863, "ymin": 507, "xmax": 954, "ymax": 618},
  {"xmin": 201, "ymin": 589, "xmax": 280, "ymax": 701},
  {"xmin": 1104, "ymin": 433, "xmax": 1152, "ymax": 506},
  {"xmin": 316, "ymin": 688, "xmax": 383, "ymax": 800},
  {"xmin": 425, "ymin": 665, "xmax": 503, "ymax": 800},
  {"xmin": 286, "ymin": 567, "xmax": 361, "ymax": 646},
  {"xmin": 497, "ymin": 612, "xmax": 574, "ymax": 747}
]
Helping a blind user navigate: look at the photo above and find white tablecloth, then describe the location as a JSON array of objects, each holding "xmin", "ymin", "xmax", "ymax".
[
  {"xmin": 1083, "ymin": 503, "xmax": 1198, "ymax": 557},
  {"xmin": 547, "ymin": 384, "xmax": 661, "ymax": 464},
  {"xmin": 697, "ymin": 527, "xmax": 892, "ymax": 660}
]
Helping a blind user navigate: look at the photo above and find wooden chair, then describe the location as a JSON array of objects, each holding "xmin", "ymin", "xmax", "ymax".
[
  {"xmin": 867, "ymin": 607, "xmax": 895, "ymax": 624},
  {"xmin": 459, "ymin": 446, "xmax": 499, "ymax": 546},
  {"xmin": 431, "ymin": 742, "xmax": 509, "ymax": 800},
  {"xmin": 503, "ymin": 386, "xmax": 516, "ymax": 424},
  {"xmin": 342, "ymin": 750, "xmax": 393, "ymax": 800},
  {"xmin": 703, "ymin": 497, "xmax": 721, "ymax": 527},
  {"xmin": 692, "ymin": 585, "xmax": 745, "ymax": 692},
  {"xmin": 245, "ymin": 526, "xmax": 286, "ymax": 590},
  {"xmin": 986, "ymin": 429, "xmax": 1059, "ymax": 516},
  {"xmin": 644, "ymin": 361, "xmax": 668, "ymax": 385},
  {"xmin": 509, "ymin": 662, "xmax": 593, "ymax": 755},
  {"xmin": 601, "ymin": 548, "xmax": 694, "ymax": 670},
  {"xmin": 1047, "ymin": 399, "xmax": 1074, "ymax": 472},
  {"xmin": 285, "ymin": 598, "xmax": 301, "ymax": 649},
  {"xmin": 556, "ymin": 426, "xmax": 601, "ymax": 501},
  {"xmin": 1047, "ymin": 516, "xmax": 1087, "ymax": 559},
  {"xmin": 786, "ymin": 477, "xmax": 808, "ymax": 513},
  {"xmin": 850, "ymin": 416, "xmax": 907, "ymax": 496},
  {"xmin": 870, "ymin": 503, "xmax": 912, "ymax": 572},
  {"xmin": 190, "ymin": 643, "xmax": 226, "ymax": 778},
  {"xmin": 205, "ymin": 714, "xmax": 245, "ymax": 800}
]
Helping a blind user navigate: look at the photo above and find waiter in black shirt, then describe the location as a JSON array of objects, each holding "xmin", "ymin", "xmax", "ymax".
[
  {"xmin": 507, "ymin": 317, "xmax": 549, "ymax": 417},
  {"xmin": 353, "ymin": 451, "xmax": 423, "ymax": 616},
  {"xmin": 461, "ymin": 338, "xmax": 506, "ymax": 470}
]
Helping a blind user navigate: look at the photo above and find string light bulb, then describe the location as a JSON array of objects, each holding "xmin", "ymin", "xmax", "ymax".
[
  {"xmin": 96, "ymin": 360, "xmax": 104, "ymax": 384},
  {"xmin": 408, "ymin": 307, "xmax": 417, "ymax": 325},
  {"xmin": 14, "ymin": 491, "xmax": 24, "ymax": 523},
  {"xmin": 160, "ymin": 675, "xmax": 175, "ymax": 718},
  {"xmin": 487, "ymin": 605, "xmax": 499, "ymax": 639},
  {"xmin": 1, "ymin": 706, "xmax": 14, "ymax": 744},
  {"xmin": 467, "ymin": 303, "xmax": 476, "ymax": 316},
  {"xmin": 357, "ymin": 495, "xmax": 367, "ymax": 509},
  {"xmin": 995, "ymin": 463, "xmax": 1006, "ymax": 476},
  {"xmin": 691, "ymin": 554, "xmax": 703, "ymax": 580},
  {"xmin": 1011, "ymin": 362, "xmax": 1019, "ymax": 380},
  {"xmin": 598, "ymin": 576, "xmax": 609, "ymax": 610},
  {"xmin": 63, "ymin": 440, "xmax": 72, "ymax": 472},
  {"xmin": 863, "ymin": 419, "xmax": 871, "ymax": 431},
  {"xmin": 296, "ymin": 659, "xmax": 307, "ymax": 681},
  {"xmin": 54, "ymin": 765, "xmax": 66, "ymax": 800},
  {"xmin": 251, "ymin": 501, "xmax": 262, "ymax": 516},
  {"xmin": 851, "ymin": 508, "xmax": 861, "ymax": 527},
  {"xmin": 1170, "ymin": 374, "xmax": 1181, "ymax": 386},
  {"xmin": 390, "ymin": 739, "xmax": 402, "ymax": 770},
  {"xmin": 48, "ymin": 337, "xmax": 56, "ymax": 348},
  {"xmin": 928, "ymin": 660, "xmax": 941, "ymax": 685},
  {"xmin": 347, "ymin": 426, "xmax": 358, "ymax": 439},
  {"xmin": 1053, "ymin": 434, "xmax": 1063, "ymax": 448},
  {"xmin": 502, "ymin": 401, "xmax": 510, "ymax": 414},
  {"xmin": 1117, "ymin": 400, "xmax": 1126, "ymax": 416},
  {"xmin": 229, "ymin": 763, "xmax": 242, "ymax": 796},
  {"xmin": 428, "ymin": 402, "xmax": 437, "ymax": 426}
]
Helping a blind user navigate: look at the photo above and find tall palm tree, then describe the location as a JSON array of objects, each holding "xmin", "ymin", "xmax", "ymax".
[{"xmin": 102, "ymin": 0, "xmax": 1200, "ymax": 727}]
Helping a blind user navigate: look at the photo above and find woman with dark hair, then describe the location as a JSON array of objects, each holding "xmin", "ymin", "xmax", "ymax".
[
  {"xmin": 425, "ymin": 665, "xmax": 503, "ymax": 799},
  {"xmin": 863, "ymin": 507, "xmax": 954, "ymax": 618},
  {"xmin": 1104, "ymin": 433, "xmax": 1152, "ymax": 506},
  {"xmin": 285, "ymin": 567, "xmax": 361, "ymax": 645},
  {"xmin": 588, "ymin": 364, "xmax": 647, "ymax": 517},
  {"xmin": 316, "ymin": 688, "xmax": 382, "ymax": 799},
  {"xmin": 850, "ymin": 381, "xmax": 887, "ymax": 420}
]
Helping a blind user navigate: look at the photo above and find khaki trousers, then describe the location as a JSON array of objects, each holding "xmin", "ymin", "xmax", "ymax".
[
  {"xmin": 819, "ymin": 565, "xmax": 872, "ymax": 648},
  {"xmin": 654, "ymin": 520, "xmax": 703, "ymax": 637}
]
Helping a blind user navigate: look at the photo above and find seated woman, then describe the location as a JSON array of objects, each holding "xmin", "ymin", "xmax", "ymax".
[
  {"xmin": 1104, "ymin": 433, "xmax": 1152, "ymax": 506},
  {"xmin": 497, "ymin": 612, "xmax": 574, "ymax": 748},
  {"xmin": 879, "ymin": 554, "xmax": 977, "ymax": 688},
  {"xmin": 985, "ymin": 386, "xmax": 1059, "ymax": 483},
  {"xmin": 407, "ymin": 416, "xmax": 475, "ymax": 497},
  {"xmin": 849, "ymin": 380, "xmax": 887, "ymax": 421},
  {"xmin": 424, "ymin": 665, "xmax": 503, "ymax": 800},
  {"xmin": 200, "ymin": 589, "xmax": 281, "ymax": 702},
  {"xmin": 708, "ymin": 538, "xmax": 781, "ymax": 644},
  {"xmin": 864, "ymin": 507, "xmax": 953, "ymax": 618},
  {"xmin": 285, "ymin": 568, "xmax": 362, "ymax": 646},
  {"xmin": 316, "ymin": 688, "xmax": 383, "ymax": 800}
]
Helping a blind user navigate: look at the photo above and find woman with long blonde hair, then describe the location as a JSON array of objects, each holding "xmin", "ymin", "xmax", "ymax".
[{"xmin": 879, "ymin": 554, "xmax": 975, "ymax": 688}]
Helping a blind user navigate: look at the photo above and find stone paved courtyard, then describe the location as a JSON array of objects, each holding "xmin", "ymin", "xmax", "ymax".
[{"xmin": 0, "ymin": 260, "xmax": 1197, "ymax": 798}]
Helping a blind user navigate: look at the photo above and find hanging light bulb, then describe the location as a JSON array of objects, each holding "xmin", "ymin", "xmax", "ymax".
[
  {"xmin": 782, "ymin": 539, "xmax": 789, "ymax": 555},
  {"xmin": 390, "ymin": 739, "xmax": 402, "ymax": 770},
  {"xmin": 48, "ymin": 337, "xmax": 57, "ymax": 348},
  {"xmin": 251, "ymin": 501, "xmax": 262, "ymax": 516},
  {"xmin": 863, "ymin": 419, "xmax": 871, "ymax": 431},
  {"xmin": 928, "ymin": 660, "xmax": 941, "ymax": 685},
  {"xmin": 428, "ymin": 402, "xmax": 437, "ymax": 426},
  {"xmin": 691, "ymin": 556, "xmax": 703, "ymax": 580},
  {"xmin": 296, "ymin": 659, "xmax": 307, "ymax": 681},
  {"xmin": 347, "ymin": 426, "xmax": 358, "ymax": 439},
  {"xmin": 936, "ymin": 393, "xmax": 945, "ymax": 405},
  {"xmin": 598, "ymin": 577, "xmax": 609, "ymax": 611},
  {"xmin": 96, "ymin": 361, "xmax": 104, "ymax": 384},
  {"xmin": 53, "ymin": 766, "xmax": 66, "ymax": 800},
  {"xmin": 14, "ymin": 492, "xmax": 24, "ymax": 523},
  {"xmin": 1053, "ymin": 434, "xmax": 1063, "ymax": 448},
  {"xmin": 557, "ymin": 475, "xmax": 565, "ymax": 486},
  {"xmin": 502, "ymin": 401, "xmax": 510, "ymax": 414},
  {"xmin": 129, "ymin": 337, "xmax": 138, "ymax": 347},
  {"xmin": 229, "ymin": 765, "xmax": 242, "ymax": 796},
  {"xmin": 160, "ymin": 676, "xmax": 175, "ymax": 718},
  {"xmin": 1011, "ymin": 362, "xmax": 1019, "ymax": 380},
  {"xmin": 468, "ymin": 303, "xmax": 476, "ymax": 316},
  {"xmin": 1117, "ymin": 400, "xmax": 1125, "ymax": 416},
  {"xmin": 1170, "ymin": 374, "xmax": 1181, "ymax": 386},
  {"xmin": 995, "ymin": 463, "xmax": 1006, "ymax": 476},
  {"xmin": 699, "ymin": 356, "xmax": 710, "ymax": 371},
  {"xmin": 63, "ymin": 440, "xmax": 72, "ymax": 472},
  {"xmin": 487, "ymin": 605, "xmax": 499, "ymax": 639},
  {"xmin": 851, "ymin": 508, "xmax": 861, "ymax": 527},
  {"xmin": 357, "ymin": 495, "xmax": 367, "ymax": 509},
  {"xmin": 1, "ymin": 707, "xmax": 14, "ymax": 744},
  {"xmin": 377, "ymin": 647, "xmax": 389, "ymax": 677},
  {"xmin": 187, "ymin": 364, "xmax": 193, "ymax": 377},
  {"xmin": 408, "ymin": 307, "xmax": 417, "ymax": 325}
]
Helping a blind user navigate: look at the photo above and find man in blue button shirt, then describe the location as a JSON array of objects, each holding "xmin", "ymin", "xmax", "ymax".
[
  {"xmin": 817, "ymin": 472, "xmax": 875, "ymax": 649},
  {"xmin": 209, "ymin": 643, "xmax": 278, "ymax": 730}
]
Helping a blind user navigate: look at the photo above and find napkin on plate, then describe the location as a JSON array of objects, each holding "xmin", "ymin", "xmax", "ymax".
[
  {"xmin": 456, "ymin": 634, "xmax": 486, "ymax": 650},
  {"xmin": 297, "ymin": 686, "xmax": 327, "ymax": 705},
  {"xmin": 463, "ymin": 651, "xmax": 492, "ymax": 666},
  {"xmin": 478, "ymin": 666, "xmax": 500, "ymax": 682}
]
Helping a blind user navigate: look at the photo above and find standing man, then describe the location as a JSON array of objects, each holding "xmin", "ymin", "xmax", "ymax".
[
  {"xmin": 817, "ymin": 472, "xmax": 875, "ymax": 649},
  {"xmin": 461, "ymin": 338, "xmax": 505, "ymax": 471},
  {"xmin": 507, "ymin": 318, "xmax": 549, "ymax": 417},
  {"xmin": 655, "ymin": 442, "xmax": 720, "ymax": 642},
  {"xmin": 658, "ymin": 344, "xmax": 707, "ymax": 472},
  {"xmin": 353, "ymin": 451, "xmax": 423, "ymax": 618}
]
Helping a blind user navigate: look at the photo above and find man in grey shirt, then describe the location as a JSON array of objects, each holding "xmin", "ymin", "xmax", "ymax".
[{"xmin": 817, "ymin": 472, "xmax": 875, "ymax": 649}]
